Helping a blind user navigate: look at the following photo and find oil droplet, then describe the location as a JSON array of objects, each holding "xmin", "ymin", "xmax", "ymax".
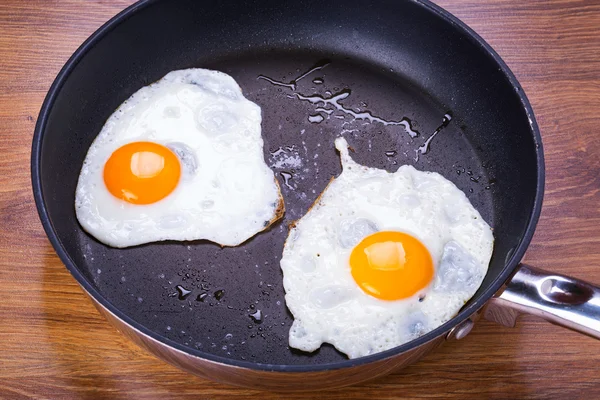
[
  {"xmin": 176, "ymin": 285, "xmax": 192, "ymax": 300},
  {"xmin": 385, "ymin": 150, "xmax": 397, "ymax": 157},
  {"xmin": 312, "ymin": 77, "xmax": 324, "ymax": 84},
  {"xmin": 250, "ymin": 310, "xmax": 263, "ymax": 323},
  {"xmin": 197, "ymin": 292, "xmax": 208, "ymax": 302},
  {"xmin": 308, "ymin": 114, "xmax": 325, "ymax": 123},
  {"xmin": 214, "ymin": 289, "xmax": 225, "ymax": 301},
  {"xmin": 280, "ymin": 171, "xmax": 294, "ymax": 190}
]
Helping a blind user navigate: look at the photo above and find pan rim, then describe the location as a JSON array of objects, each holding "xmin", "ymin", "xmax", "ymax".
[{"xmin": 31, "ymin": 0, "xmax": 545, "ymax": 373}]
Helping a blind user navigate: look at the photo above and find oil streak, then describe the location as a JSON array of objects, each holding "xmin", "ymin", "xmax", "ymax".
[
  {"xmin": 415, "ymin": 113, "xmax": 452, "ymax": 161},
  {"xmin": 257, "ymin": 75, "xmax": 295, "ymax": 90},
  {"xmin": 270, "ymin": 147, "xmax": 286, "ymax": 157},
  {"xmin": 315, "ymin": 107, "xmax": 334, "ymax": 115},
  {"xmin": 292, "ymin": 59, "xmax": 330, "ymax": 87},
  {"xmin": 296, "ymin": 90, "xmax": 419, "ymax": 137},
  {"xmin": 258, "ymin": 60, "xmax": 419, "ymax": 138},
  {"xmin": 257, "ymin": 59, "xmax": 331, "ymax": 90}
]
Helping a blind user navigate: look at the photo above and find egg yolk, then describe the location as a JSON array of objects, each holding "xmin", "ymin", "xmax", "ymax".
[
  {"xmin": 349, "ymin": 231, "xmax": 434, "ymax": 300},
  {"xmin": 103, "ymin": 141, "xmax": 181, "ymax": 205}
]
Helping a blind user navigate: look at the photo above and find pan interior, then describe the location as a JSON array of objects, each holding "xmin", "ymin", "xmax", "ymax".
[{"xmin": 37, "ymin": 0, "xmax": 540, "ymax": 367}]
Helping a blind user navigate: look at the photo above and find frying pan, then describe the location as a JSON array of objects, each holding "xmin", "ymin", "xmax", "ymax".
[{"xmin": 31, "ymin": 0, "xmax": 600, "ymax": 391}]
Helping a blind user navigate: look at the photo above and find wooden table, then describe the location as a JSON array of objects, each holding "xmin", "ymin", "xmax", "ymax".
[{"xmin": 1, "ymin": 0, "xmax": 599, "ymax": 398}]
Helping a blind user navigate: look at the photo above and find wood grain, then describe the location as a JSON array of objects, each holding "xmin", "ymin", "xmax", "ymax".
[{"xmin": 1, "ymin": 0, "xmax": 599, "ymax": 398}]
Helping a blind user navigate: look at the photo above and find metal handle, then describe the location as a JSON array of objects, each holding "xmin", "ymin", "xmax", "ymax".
[{"xmin": 484, "ymin": 264, "xmax": 600, "ymax": 339}]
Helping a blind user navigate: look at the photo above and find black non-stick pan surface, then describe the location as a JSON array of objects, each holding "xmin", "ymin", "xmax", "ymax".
[{"xmin": 32, "ymin": 0, "xmax": 543, "ymax": 371}]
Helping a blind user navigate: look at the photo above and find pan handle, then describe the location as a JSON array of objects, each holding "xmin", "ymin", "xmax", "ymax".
[{"xmin": 483, "ymin": 264, "xmax": 600, "ymax": 339}]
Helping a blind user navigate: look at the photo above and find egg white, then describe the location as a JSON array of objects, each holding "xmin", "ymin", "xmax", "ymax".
[
  {"xmin": 280, "ymin": 137, "xmax": 494, "ymax": 359},
  {"xmin": 75, "ymin": 69, "xmax": 283, "ymax": 248}
]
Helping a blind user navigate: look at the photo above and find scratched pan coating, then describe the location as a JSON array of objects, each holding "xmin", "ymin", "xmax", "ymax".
[{"xmin": 32, "ymin": 0, "xmax": 542, "ymax": 368}]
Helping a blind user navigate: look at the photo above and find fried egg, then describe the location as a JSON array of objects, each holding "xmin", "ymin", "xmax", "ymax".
[
  {"xmin": 280, "ymin": 137, "xmax": 493, "ymax": 359},
  {"xmin": 75, "ymin": 69, "xmax": 283, "ymax": 248}
]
